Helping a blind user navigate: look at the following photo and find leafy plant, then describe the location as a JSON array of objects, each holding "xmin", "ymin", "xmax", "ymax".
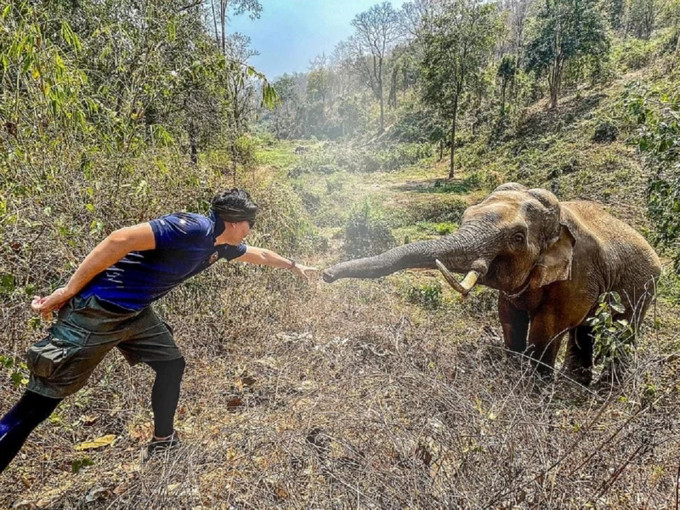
[
  {"xmin": 624, "ymin": 81, "xmax": 680, "ymax": 271},
  {"xmin": 586, "ymin": 292, "xmax": 635, "ymax": 368},
  {"xmin": 343, "ymin": 200, "xmax": 396, "ymax": 257},
  {"xmin": 406, "ymin": 281, "xmax": 443, "ymax": 309}
]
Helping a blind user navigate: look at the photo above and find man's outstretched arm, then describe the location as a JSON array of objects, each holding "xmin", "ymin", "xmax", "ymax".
[
  {"xmin": 234, "ymin": 246, "xmax": 317, "ymax": 280},
  {"xmin": 31, "ymin": 223, "xmax": 156, "ymax": 318}
]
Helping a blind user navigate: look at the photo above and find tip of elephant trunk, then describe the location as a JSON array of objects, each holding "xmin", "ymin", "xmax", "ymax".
[
  {"xmin": 322, "ymin": 269, "xmax": 337, "ymax": 283},
  {"xmin": 435, "ymin": 259, "xmax": 480, "ymax": 297}
]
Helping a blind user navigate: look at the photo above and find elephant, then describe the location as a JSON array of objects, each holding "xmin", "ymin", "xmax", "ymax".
[{"xmin": 323, "ymin": 183, "xmax": 661, "ymax": 385}]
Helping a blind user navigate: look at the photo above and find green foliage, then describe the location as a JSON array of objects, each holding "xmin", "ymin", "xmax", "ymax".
[
  {"xmin": 586, "ymin": 292, "xmax": 635, "ymax": 367},
  {"xmin": 291, "ymin": 143, "xmax": 432, "ymax": 176},
  {"xmin": 591, "ymin": 121, "xmax": 619, "ymax": 143},
  {"xmin": 406, "ymin": 281, "xmax": 443, "ymax": 308},
  {"xmin": 0, "ymin": 0, "xmax": 273, "ymax": 171},
  {"xmin": 420, "ymin": 0, "xmax": 501, "ymax": 119},
  {"xmin": 343, "ymin": 200, "xmax": 396, "ymax": 257},
  {"xmin": 420, "ymin": 0, "xmax": 501, "ymax": 176},
  {"xmin": 612, "ymin": 38, "xmax": 656, "ymax": 71},
  {"xmin": 71, "ymin": 456, "xmax": 94, "ymax": 474},
  {"xmin": 628, "ymin": 0, "xmax": 656, "ymax": 39},
  {"xmin": 624, "ymin": 81, "xmax": 680, "ymax": 270},
  {"xmin": 657, "ymin": 270, "xmax": 680, "ymax": 305},
  {"xmin": 428, "ymin": 174, "xmax": 483, "ymax": 194},
  {"xmin": 525, "ymin": 0, "xmax": 609, "ymax": 108},
  {"xmin": 434, "ymin": 222, "xmax": 455, "ymax": 235}
]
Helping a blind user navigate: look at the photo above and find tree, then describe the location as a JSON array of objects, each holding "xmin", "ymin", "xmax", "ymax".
[
  {"xmin": 604, "ymin": 0, "xmax": 626, "ymax": 31},
  {"xmin": 349, "ymin": 2, "xmax": 402, "ymax": 133},
  {"xmin": 498, "ymin": 55, "xmax": 517, "ymax": 117},
  {"xmin": 525, "ymin": 0, "xmax": 609, "ymax": 110},
  {"xmin": 420, "ymin": 0, "xmax": 501, "ymax": 178},
  {"xmin": 628, "ymin": 0, "xmax": 656, "ymax": 39},
  {"xmin": 399, "ymin": 0, "xmax": 444, "ymax": 38},
  {"xmin": 270, "ymin": 74, "xmax": 303, "ymax": 139},
  {"xmin": 223, "ymin": 33, "xmax": 259, "ymax": 175},
  {"xmin": 503, "ymin": 0, "xmax": 534, "ymax": 68},
  {"xmin": 209, "ymin": 0, "xmax": 262, "ymax": 56}
]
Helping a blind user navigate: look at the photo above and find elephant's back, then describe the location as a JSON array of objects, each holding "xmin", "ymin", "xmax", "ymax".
[{"xmin": 562, "ymin": 201, "xmax": 661, "ymax": 295}]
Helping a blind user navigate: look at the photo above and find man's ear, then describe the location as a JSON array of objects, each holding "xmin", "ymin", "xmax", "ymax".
[{"xmin": 529, "ymin": 224, "xmax": 576, "ymax": 288}]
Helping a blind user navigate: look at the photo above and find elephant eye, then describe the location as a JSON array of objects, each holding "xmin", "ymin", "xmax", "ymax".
[{"xmin": 512, "ymin": 232, "xmax": 526, "ymax": 244}]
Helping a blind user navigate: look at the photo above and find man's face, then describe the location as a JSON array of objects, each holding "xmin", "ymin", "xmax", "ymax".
[{"xmin": 224, "ymin": 220, "xmax": 251, "ymax": 244}]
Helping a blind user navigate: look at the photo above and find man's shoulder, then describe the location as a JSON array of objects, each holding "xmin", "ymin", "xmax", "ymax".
[
  {"xmin": 150, "ymin": 212, "xmax": 213, "ymax": 248},
  {"xmin": 155, "ymin": 212, "xmax": 210, "ymax": 230}
]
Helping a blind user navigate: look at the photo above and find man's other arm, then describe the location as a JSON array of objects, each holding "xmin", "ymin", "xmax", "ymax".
[{"xmin": 31, "ymin": 223, "xmax": 156, "ymax": 317}]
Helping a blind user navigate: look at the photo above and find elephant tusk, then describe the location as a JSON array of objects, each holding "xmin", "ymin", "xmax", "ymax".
[{"xmin": 435, "ymin": 260, "xmax": 479, "ymax": 297}]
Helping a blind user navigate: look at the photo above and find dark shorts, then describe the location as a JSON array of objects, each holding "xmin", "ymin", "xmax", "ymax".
[{"xmin": 26, "ymin": 295, "xmax": 181, "ymax": 399}]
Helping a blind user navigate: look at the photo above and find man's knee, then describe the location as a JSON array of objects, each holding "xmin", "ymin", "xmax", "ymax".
[{"xmin": 147, "ymin": 357, "xmax": 186, "ymax": 382}]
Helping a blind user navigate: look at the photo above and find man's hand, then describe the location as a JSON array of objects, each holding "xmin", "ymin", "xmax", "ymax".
[
  {"xmin": 291, "ymin": 263, "xmax": 318, "ymax": 281},
  {"xmin": 31, "ymin": 287, "xmax": 74, "ymax": 321}
]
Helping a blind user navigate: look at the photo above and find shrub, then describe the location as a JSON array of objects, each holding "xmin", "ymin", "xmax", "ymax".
[
  {"xmin": 586, "ymin": 292, "xmax": 635, "ymax": 378},
  {"xmin": 613, "ymin": 39, "xmax": 653, "ymax": 72},
  {"xmin": 624, "ymin": 81, "xmax": 680, "ymax": 271},
  {"xmin": 406, "ymin": 281, "xmax": 443, "ymax": 309},
  {"xmin": 343, "ymin": 201, "xmax": 396, "ymax": 257},
  {"xmin": 591, "ymin": 121, "xmax": 619, "ymax": 143}
]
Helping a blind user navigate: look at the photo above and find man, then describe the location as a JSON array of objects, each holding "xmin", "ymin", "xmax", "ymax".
[{"xmin": 0, "ymin": 188, "xmax": 316, "ymax": 471}]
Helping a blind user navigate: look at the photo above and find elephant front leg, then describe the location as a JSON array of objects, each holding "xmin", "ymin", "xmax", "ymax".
[
  {"xmin": 527, "ymin": 311, "xmax": 570, "ymax": 380},
  {"xmin": 498, "ymin": 295, "xmax": 529, "ymax": 353},
  {"xmin": 564, "ymin": 325, "xmax": 594, "ymax": 386}
]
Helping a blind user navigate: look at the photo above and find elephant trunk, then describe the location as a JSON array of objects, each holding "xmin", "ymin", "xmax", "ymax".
[{"xmin": 323, "ymin": 223, "xmax": 497, "ymax": 294}]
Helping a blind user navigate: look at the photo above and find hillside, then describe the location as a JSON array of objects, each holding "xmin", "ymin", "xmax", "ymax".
[{"xmin": 2, "ymin": 62, "xmax": 679, "ymax": 509}]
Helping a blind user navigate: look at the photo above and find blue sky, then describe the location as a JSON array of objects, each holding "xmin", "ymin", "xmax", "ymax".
[{"xmin": 229, "ymin": 0, "xmax": 407, "ymax": 80}]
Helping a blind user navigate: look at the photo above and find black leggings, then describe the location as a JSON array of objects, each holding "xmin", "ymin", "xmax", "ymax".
[
  {"xmin": 0, "ymin": 391, "xmax": 62, "ymax": 472},
  {"xmin": 147, "ymin": 357, "xmax": 186, "ymax": 438},
  {"xmin": 0, "ymin": 357, "xmax": 185, "ymax": 472}
]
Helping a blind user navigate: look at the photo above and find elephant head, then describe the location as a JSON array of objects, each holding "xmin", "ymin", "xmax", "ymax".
[{"xmin": 323, "ymin": 183, "xmax": 576, "ymax": 297}]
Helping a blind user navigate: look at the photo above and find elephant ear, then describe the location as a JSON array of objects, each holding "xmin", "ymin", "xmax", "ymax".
[{"xmin": 529, "ymin": 224, "xmax": 576, "ymax": 288}]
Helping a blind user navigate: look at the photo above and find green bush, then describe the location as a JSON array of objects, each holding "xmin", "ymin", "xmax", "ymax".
[
  {"xmin": 406, "ymin": 281, "xmax": 443, "ymax": 309},
  {"xmin": 343, "ymin": 201, "xmax": 396, "ymax": 257},
  {"xmin": 329, "ymin": 143, "xmax": 432, "ymax": 173},
  {"xmin": 624, "ymin": 81, "xmax": 680, "ymax": 271},
  {"xmin": 613, "ymin": 39, "xmax": 654, "ymax": 72},
  {"xmin": 586, "ymin": 292, "xmax": 635, "ymax": 370},
  {"xmin": 429, "ymin": 173, "xmax": 483, "ymax": 194}
]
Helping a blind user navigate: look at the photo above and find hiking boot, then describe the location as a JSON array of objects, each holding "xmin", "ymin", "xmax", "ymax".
[{"xmin": 143, "ymin": 431, "xmax": 181, "ymax": 461}]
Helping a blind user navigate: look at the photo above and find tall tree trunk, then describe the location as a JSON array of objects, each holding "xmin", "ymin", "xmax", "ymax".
[
  {"xmin": 388, "ymin": 64, "xmax": 398, "ymax": 108},
  {"xmin": 549, "ymin": 61, "xmax": 561, "ymax": 110},
  {"xmin": 379, "ymin": 91, "xmax": 384, "ymax": 133},
  {"xmin": 377, "ymin": 56, "xmax": 384, "ymax": 133},
  {"xmin": 221, "ymin": 0, "xmax": 228, "ymax": 55},
  {"xmin": 449, "ymin": 101, "xmax": 458, "ymax": 179},
  {"xmin": 211, "ymin": 0, "xmax": 219, "ymax": 47},
  {"xmin": 189, "ymin": 121, "xmax": 198, "ymax": 165}
]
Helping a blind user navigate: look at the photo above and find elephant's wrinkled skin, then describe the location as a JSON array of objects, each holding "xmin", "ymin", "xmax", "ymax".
[{"xmin": 323, "ymin": 183, "xmax": 661, "ymax": 385}]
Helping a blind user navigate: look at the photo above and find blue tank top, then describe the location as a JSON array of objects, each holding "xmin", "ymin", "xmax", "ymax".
[{"xmin": 80, "ymin": 211, "xmax": 246, "ymax": 310}]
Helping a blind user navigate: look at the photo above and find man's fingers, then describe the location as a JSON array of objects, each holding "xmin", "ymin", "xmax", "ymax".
[{"xmin": 31, "ymin": 297, "xmax": 43, "ymax": 311}]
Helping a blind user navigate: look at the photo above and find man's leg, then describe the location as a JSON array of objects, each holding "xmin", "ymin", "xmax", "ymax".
[
  {"xmin": 146, "ymin": 357, "xmax": 186, "ymax": 439},
  {"xmin": 0, "ymin": 391, "xmax": 62, "ymax": 472}
]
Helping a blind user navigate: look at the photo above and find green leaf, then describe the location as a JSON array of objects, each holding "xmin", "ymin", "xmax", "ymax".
[
  {"xmin": 0, "ymin": 274, "xmax": 15, "ymax": 293},
  {"xmin": 610, "ymin": 303, "xmax": 625, "ymax": 314},
  {"xmin": 71, "ymin": 456, "xmax": 94, "ymax": 474}
]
